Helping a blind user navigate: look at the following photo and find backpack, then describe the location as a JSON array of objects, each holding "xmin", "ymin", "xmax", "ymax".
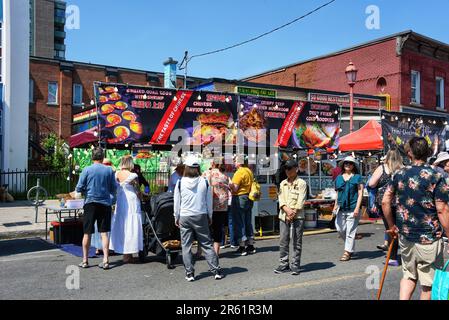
[{"xmin": 243, "ymin": 167, "xmax": 261, "ymax": 202}]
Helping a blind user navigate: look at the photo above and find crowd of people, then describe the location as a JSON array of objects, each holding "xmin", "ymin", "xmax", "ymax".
[{"xmin": 74, "ymin": 138, "xmax": 449, "ymax": 299}]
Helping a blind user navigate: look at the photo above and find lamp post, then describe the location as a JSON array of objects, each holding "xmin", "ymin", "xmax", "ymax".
[{"xmin": 345, "ymin": 61, "xmax": 358, "ymax": 133}]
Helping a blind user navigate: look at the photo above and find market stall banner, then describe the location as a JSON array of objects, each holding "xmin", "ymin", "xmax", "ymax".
[
  {"xmin": 381, "ymin": 110, "xmax": 446, "ymax": 157},
  {"xmin": 95, "ymin": 82, "xmax": 238, "ymax": 146},
  {"xmin": 239, "ymin": 96, "xmax": 340, "ymax": 149}
]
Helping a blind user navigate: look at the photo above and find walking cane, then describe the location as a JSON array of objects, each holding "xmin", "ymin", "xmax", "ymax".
[{"xmin": 376, "ymin": 237, "xmax": 396, "ymax": 300}]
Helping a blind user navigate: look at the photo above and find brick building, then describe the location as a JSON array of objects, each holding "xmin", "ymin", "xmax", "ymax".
[
  {"xmin": 29, "ymin": 56, "xmax": 205, "ymax": 160},
  {"xmin": 243, "ymin": 30, "xmax": 449, "ymax": 121}
]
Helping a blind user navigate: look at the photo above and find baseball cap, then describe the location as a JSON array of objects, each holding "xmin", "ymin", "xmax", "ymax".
[
  {"xmin": 184, "ymin": 155, "xmax": 200, "ymax": 168},
  {"xmin": 284, "ymin": 159, "xmax": 299, "ymax": 169}
]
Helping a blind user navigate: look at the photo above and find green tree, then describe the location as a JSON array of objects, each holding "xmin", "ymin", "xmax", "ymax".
[{"xmin": 42, "ymin": 133, "xmax": 68, "ymax": 170}]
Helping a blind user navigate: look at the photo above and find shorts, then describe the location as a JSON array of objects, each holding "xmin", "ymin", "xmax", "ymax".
[
  {"xmin": 210, "ymin": 212, "xmax": 227, "ymax": 243},
  {"xmin": 83, "ymin": 202, "xmax": 112, "ymax": 234},
  {"xmin": 399, "ymin": 235, "xmax": 445, "ymax": 287}
]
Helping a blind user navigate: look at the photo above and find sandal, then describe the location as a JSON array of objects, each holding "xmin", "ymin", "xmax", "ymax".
[
  {"xmin": 376, "ymin": 244, "xmax": 388, "ymax": 251},
  {"xmin": 340, "ymin": 252, "xmax": 352, "ymax": 261},
  {"xmin": 78, "ymin": 261, "xmax": 89, "ymax": 268},
  {"xmin": 98, "ymin": 261, "xmax": 110, "ymax": 270}
]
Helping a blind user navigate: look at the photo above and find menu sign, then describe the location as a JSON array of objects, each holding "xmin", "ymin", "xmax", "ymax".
[
  {"xmin": 381, "ymin": 110, "xmax": 445, "ymax": 157},
  {"xmin": 239, "ymin": 95, "xmax": 340, "ymax": 149},
  {"xmin": 95, "ymin": 82, "xmax": 238, "ymax": 146}
]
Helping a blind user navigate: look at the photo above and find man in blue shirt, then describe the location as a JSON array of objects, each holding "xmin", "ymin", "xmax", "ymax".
[{"xmin": 76, "ymin": 147, "xmax": 117, "ymax": 270}]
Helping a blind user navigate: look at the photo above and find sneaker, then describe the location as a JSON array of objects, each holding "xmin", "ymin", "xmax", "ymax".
[
  {"xmin": 246, "ymin": 245, "xmax": 256, "ymax": 254},
  {"xmin": 386, "ymin": 260, "xmax": 400, "ymax": 267},
  {"xmin": 230, "ymin": 245, "xmax": 239, "ymax": 249},
  {"xmin": 213, "ymin": 269, "xmax": 224, "ymax": 280},
  {"xmin": 291, "ymin": 268, "xmax": 300, "ymax": 276},
  {"xmin": 185, "ymin": 272, "xmax": 195, "ymax": 282},
  {"xmin": 235, "ymin": 246, "xmax": 247, "ymax": 256},
  {"xmin": 220, "ymin": 244, "xmax": 230, "ymax": 249},
  {"xmin": 274, "ymin": 265, "xmax": 291, "ymax": 274}
]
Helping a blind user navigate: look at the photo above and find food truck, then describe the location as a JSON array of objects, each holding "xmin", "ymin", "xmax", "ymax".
[{"xmin": 84, "ymin": 81, "xmax": 342, "ymax": 233}]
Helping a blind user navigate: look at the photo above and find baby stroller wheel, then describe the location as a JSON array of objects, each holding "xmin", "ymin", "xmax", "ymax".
[{"xmin": 166, "ymin": 251, "xmax": 178, "ymax": 269}]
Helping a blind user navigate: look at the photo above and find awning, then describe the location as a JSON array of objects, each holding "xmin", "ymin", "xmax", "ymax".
[
  {"xmin": 339, "ymin": 120, "xmax": 383, "ymax": 151},
  {"xmin": 69, "ymin": 127, "xmax": 98, "ymax": 148}
]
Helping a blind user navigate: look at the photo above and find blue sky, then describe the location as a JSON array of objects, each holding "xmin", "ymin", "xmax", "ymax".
[{"xmin": 65, "ymin": 0, "xmax": 449, "ymax": 80}]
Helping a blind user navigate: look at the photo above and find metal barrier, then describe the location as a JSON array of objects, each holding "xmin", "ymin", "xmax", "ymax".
[{"xmin": 0, "ymin": 169, "xmax": 170, "ymax": 199}]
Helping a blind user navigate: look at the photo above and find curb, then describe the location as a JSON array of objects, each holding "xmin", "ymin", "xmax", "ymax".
[{"xmin": 0, "ymin": 229, "xmax": 46, "ymax": 240}]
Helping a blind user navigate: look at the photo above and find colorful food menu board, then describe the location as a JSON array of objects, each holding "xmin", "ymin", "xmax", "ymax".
[
  {"xmin": 381, "ymin": 110, "xmax": 446, "ymax": 157},
  {"xmin": 239, "ymin": 96, "xmax": 340, "ymax": 149},
  {"xmin": 95, "ymin": 82, "xmax": 238, "ymax": 146}
]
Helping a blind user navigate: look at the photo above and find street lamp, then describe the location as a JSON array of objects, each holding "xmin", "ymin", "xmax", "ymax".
[{"xmin": 345, "ymin": 61, "xmax": 358, "ymax": 133}]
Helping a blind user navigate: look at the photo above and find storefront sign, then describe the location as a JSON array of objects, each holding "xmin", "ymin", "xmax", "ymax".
[
  {"xmin": 237, "ymin": 86, "xmax": 276, "ymax": 98},
  {"xmin": 308, "ymin": 92, "xmax": 381, "ymax": 109},
  {"xmin": 381, "ymin": 110, "xmax": 446, "ymax": 156}
]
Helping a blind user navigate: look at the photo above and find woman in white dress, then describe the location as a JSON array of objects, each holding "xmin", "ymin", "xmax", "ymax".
[{"xmin": 109, "ymin": 155, "xmax": 143, "ymax": 263}]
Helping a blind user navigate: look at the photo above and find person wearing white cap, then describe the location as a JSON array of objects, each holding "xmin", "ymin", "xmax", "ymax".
[
  {"xmin": 332, "ymin": 156, "xmax": 364, "ymax": 262},
  {"xmin": 174, "ymin": 155, "xmax": 224, "ymax": 281},
  {"xmin": 432, "ymin": 151, "xmax": 449, "ymax": 177}
]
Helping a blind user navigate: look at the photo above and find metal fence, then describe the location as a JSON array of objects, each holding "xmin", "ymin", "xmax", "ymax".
[{"xmin": 0, "ymin": 169, "xmax": 170, "ymax": 200}]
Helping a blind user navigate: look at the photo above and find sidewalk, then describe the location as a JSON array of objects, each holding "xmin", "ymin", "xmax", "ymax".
[{"xmin": 0, "ymin": 200, "xmax": 60, "ymax": 240}]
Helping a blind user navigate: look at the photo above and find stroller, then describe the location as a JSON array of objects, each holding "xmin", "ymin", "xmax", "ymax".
[{"xmin": 139, "ymin": 192, "xmax": 182, "ymax": 269}]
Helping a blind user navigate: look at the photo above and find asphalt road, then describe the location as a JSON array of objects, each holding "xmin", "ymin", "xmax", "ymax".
[{"xmin": 1, "ymin": 223, "xmax": 446, "ymax": 300}]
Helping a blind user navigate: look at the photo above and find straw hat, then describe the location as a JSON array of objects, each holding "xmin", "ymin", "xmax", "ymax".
[{"xmin": 433, "ymin": 152, "xmax": 449, "ymax": 166}]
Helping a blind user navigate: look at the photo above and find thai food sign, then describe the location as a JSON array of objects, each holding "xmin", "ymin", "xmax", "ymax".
[
  {"xmin": 95, "ymin": 82, "xmax": 238, "ymax": 146},
  {"xmin": 239, "ymin": 95, "xmax": 340, "ymax": 150},
  {"xmin": 381, "ymin": 110, "xmax": 446, "ymax": 157}
]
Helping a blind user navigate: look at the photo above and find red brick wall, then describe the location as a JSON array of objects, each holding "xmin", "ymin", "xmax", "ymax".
[
  {"xmin": 401, "ymin": 49, "xmax": 449, "ymax": 112},
  {"xmin": 247, "ymin": 39, "xmax": 402, "ymax": 111}
]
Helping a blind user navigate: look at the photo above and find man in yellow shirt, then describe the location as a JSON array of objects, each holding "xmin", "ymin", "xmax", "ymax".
[
  {"xmin": 230, "ymin": 155, "xmax": 256, "ymax": 256},
  {"xmin": 275, "ymin": 160, "xmax": 307, "ymax": 275}
]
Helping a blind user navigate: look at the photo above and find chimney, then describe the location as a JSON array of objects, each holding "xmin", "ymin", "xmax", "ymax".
[{"xmin": 163, "ymin": 57, "xmax": 178, "ymax": 89}]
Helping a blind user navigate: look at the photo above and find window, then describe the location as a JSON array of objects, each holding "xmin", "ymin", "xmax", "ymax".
[
  {"xmin": 411, "ymin": 70, "xmax": 421, "ymax": 104},
  {"xmin": 54, "ymin": 50, "xmax": 65, "ymax": 59},
  {"xmin": 48, "ymin": 82, "xmax": 58, "ymax": 104},
  {"xmin": 436, "ymin": 77, "xmax": 445, "ymax": 109},
  {"xmin": 73, "ymin": 83, "xmax": 83, "ymax": 106},
  {"xmin": 55, "ymin": 8, "xmax": 65, "ymax": 18},
  {"xmin": 29, "ymin": 79, "xmax": 34, "ymax": 103}
]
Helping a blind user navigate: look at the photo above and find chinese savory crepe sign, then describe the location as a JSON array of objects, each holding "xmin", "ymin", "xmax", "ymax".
[{"xmin": 381, "ymin": 110, "xmax": 445, "ymax": 157}]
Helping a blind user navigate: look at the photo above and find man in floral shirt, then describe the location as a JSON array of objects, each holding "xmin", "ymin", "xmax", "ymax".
[{"xmin": 382, "ymin": 137, "xmax": 449, "ymax": 300}]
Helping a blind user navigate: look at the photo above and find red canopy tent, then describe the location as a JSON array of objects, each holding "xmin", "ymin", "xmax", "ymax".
[
  {"xmin": 69, "ymin": 127, "xmax": 98, "ymax": 148},
  {"xmin": 339, "ymin": 120, "xmax": 383, "ymax": 151}
]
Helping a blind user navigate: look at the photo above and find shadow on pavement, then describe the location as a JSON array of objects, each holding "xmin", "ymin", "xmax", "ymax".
[
  {"xmin": 352, "ymin": 250, "xmax": 385, "ymax": 260},
  {"xmin": 300, "ymin": 262, "xmax": 336, "ymax": 273},
  {"xmin": 0, "ymin": 237, "xmax": 58, "ymax": 256},
  {"xmin": 195, "ymin": 266, "xmax": 248, "ymax": 280}
]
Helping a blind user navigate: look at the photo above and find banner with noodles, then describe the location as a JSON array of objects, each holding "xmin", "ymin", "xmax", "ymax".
[
  {"xmin": 380, "ymin": 110, "xmax": 446, "ymax": 157},
  {"xmin": 95, "ymin": 82, "xmax": 238, "ymax": 146},
  {"xmin": 239, "ymin": 96, "xmax": 340, "ymax": 149}
]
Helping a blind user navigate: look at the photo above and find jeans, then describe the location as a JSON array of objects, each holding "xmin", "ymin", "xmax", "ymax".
[
  {"xmin": 232, "ymin": 195, "xmax": 254, "ymax": 247},
  {"xmin": 220, "ymin": 208, "xmax": 238, "ymax": 246}
]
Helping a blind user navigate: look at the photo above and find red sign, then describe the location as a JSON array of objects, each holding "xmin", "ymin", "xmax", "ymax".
[{"xmin": 308, "ymin": 93, "xmax": 381, "ymax": 109}]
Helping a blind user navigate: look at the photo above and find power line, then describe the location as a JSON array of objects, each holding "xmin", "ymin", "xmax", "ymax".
[{"xmin": 186, "ymin": 0, "xmax": 337, "ymax": 62}]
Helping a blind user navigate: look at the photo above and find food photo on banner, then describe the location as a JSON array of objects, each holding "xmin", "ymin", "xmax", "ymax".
[
  {"xmin": 381, "ymin": 110, "xmax": 447, "ymax": 157},
  {"xmin": 95, "ymin": 82, "xmax": 238, "ymax": 147},
  {"xmin": 238, "ymin": 95, "xmax": 340, "ymax": 150}
]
